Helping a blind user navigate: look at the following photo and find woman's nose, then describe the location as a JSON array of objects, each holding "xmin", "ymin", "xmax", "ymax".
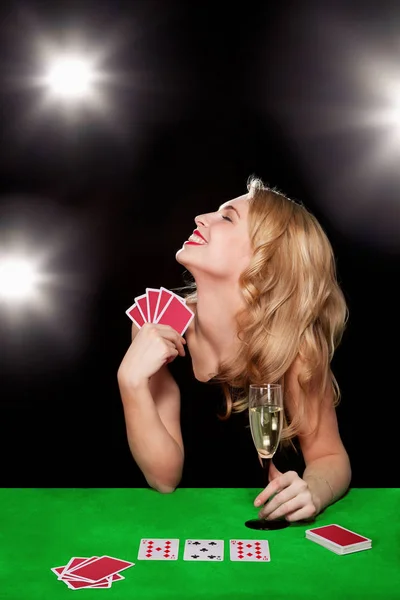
[{"xmin": 195, "ymin": 214, "xmax": 208, "ymax": 227}]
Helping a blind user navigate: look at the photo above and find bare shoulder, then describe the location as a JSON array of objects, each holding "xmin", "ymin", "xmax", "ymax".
[{"xmin": 285, "ymin": 354, "xmax": 327, "ymax": 398}]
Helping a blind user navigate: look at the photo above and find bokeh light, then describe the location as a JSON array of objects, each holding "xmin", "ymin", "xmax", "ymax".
[
  {"xmin": 44, "ymin": 55, "xmax": 96, "ymax": 99},
  {"xmin": 0, "ymin": 257, "xmax": 40, "ymax": 301}
]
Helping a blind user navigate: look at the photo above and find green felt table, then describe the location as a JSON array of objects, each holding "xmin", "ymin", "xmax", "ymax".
[{"xmin": 0, "ymin": 488, "xmax": 399, "ymax": 599}]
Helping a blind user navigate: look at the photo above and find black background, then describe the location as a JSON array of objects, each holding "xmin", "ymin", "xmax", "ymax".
[{"xmin": 0, "ymin": 0, "xmax": 398, "ymax": 488}]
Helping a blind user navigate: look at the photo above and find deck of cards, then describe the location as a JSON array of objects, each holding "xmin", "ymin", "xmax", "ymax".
[
  {"xmin": 51, "ymin": 555, "xmax": 135, "ymax": 589},
  {"xmin": 126, "ymin": 287, "xmax": 194, "ymax": 336},
  {"xmin": 305, "ymin": 524, "xmax": 372, "ymax": 555}
]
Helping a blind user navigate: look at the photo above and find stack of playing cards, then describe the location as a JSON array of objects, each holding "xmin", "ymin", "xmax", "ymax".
[
  {"xmin": 137, "ymin": 538, "xmax": 271, "ymax": 562},
  {"xmin": 126, "ymin": 287, "xmax": 194, "ymax": 336},
  {"xmin": 51, "ymin": 556, "xmax": 135, "ymax": 589},
  {"xmin": 305, "ymin": 524, "xmax": 372, "ymax": 555}
]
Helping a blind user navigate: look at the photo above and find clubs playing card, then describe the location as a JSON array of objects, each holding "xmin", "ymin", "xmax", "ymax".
[
  {"xmin": 183, "ymin": 539, "xmax": 224, "ymax": 561},
  {"xmin": 138, "ymin": 538, "xmax": 179, "ymax": 560},
  {"xmin": 229, "ymin": 540, "xmax": 271, "ymax": 562},
  {"xmin": 156, "ymin": 295, "xmax": 194, "ymax": 335},
  {"xmin": 305, "ymin": 524, "xmax": 372, "ymax": 555}
]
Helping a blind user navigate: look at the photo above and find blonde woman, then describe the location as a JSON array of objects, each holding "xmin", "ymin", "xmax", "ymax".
[{"xmin": 117, "ymin": 177, "xmax": 351, "ymax": 522}]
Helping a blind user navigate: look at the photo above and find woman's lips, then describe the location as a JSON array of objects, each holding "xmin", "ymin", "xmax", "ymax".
[
  {"xmin": 185, "ymin": 230, "xmax": 208, "ymax": 245},
  {"xmin": 192, "ymin": 229, "xmax": 208, "ymax": 242}
]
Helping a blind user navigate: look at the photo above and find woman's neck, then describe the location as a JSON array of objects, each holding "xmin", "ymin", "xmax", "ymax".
[{"xmin": 186, "ymin": 281, "xmax": 245, "ymax": 381}]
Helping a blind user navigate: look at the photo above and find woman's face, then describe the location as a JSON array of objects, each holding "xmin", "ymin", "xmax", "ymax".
[{"xmin": 176, "ymin": 194, "xmax": 253, "ymax": 282}]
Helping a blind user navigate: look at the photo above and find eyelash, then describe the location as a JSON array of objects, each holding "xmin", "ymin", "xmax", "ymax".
[{"xmin": 222, "ymin": 214, "xmax": 232, "ymax": 222}]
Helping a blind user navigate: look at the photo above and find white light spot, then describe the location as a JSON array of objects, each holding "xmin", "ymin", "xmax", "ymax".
[
  {"xmin": 45, "ymin": 56, "xmax": 95, "ymax": 99},
  {"xmin": 0, "ymin": 258, "xmax": 39, "ymax": 300}
]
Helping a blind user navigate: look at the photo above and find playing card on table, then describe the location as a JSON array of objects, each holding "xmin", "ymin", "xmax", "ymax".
[
  {"xmin": 156, "ymin": 294, "xmax": 194, "ymax": 335},
  {"xmin": 65, "ymin": 578, "xmax": 112, "ymax": 590},
  {"xmin": 67, "ymin": 555, "xmax": 135, "ymax": 581},
  {"xmin": 51, "ymin": 557, "xmax": 127, "ymax": 590},
  {"xmin": 58, "ymin": 556, "xmax": 95, "ymax": 580},
  {"xmin": 230, "ymin": 540, "xmax": 270, "ymax": 562},
  {"xmin": 305, "ymin": 524, "xmax": 372, "ymax": 555},
  {"xmin": 183, "ymin": 539, "xmax": 224, "ymax": 561},
  {"xmin": 138, "ymin": 538, "xmax": 179, "ymax": 560}
]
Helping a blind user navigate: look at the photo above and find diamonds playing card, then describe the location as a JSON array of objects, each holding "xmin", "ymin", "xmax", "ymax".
[
  {"xmin": 229, "ymin": 540, "xmax": 271, "ymax": 562},
  {"xmin": 305, "ymin": 524, "xmax": 372, "ymax": 555},
  {"xmin": 138, "ymin": 538, "xmax": 179, "ymax": 560},
  {"xmin": 183, "ymin": 539, "xmax": 224, "ymax": 561}
]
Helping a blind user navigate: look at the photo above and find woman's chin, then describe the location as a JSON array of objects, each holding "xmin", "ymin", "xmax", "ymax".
[{"xmin": 175, "ymin": 247, "xmax": 186, "ymax": 264}]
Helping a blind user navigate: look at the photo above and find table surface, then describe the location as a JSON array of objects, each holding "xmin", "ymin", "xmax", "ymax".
[{"xmin": 0, "ymin": 487, "xmax": 399, "ymax": 599}]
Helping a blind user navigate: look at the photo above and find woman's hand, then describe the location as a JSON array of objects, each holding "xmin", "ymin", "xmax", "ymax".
[
  {"xmin": 117, "ymin": 323, "xmax": 186, "ymax": 389},
  {"xmin": 254, "ymin": 461, "xmax": 318, "ymax": 522}
]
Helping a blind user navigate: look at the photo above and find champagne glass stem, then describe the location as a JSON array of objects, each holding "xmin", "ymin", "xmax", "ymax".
[{"xmin": 261, "ymin": 457, "xmax": 271, "ymax": 489}]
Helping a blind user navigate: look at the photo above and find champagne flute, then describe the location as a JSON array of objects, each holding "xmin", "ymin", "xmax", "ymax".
[{"xmin": 245, "ymin": 383, "xmax": 290, "ymax": 530}]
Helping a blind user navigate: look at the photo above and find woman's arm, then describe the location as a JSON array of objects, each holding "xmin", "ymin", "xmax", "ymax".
[
  {"xmin": 117, "ymin": 323, "xmax": 185, "ymax": 493},
  {"xmin": 285, "ymin": 357, "xmax": 352, "ymax": 514}
]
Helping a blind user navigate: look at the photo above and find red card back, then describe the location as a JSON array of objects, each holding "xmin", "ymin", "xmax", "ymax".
[
  {"xmin": 156, "ymin": 295, "xmax": 194, "ymax": 335},
  {"xmin": 308, "ymin": 525, "xmax": 368, "ymax": 546}
]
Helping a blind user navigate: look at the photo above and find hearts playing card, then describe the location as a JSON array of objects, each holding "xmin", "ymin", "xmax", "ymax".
[
  {"xmin": 138, "ymin": 538, "xmax": 179, "ymax": 560},
  {"xmin": 183, "ymin": 539, "xmax": 224, "ymax": 561},
  {"xmin": 229, "ymin": 539, "xmax": 270, "ymax": 562}
]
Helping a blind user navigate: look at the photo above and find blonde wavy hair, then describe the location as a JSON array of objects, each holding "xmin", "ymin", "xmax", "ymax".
[{"xmin": 181, "ymin": 176, "xmax": 348, "ymax": 446}]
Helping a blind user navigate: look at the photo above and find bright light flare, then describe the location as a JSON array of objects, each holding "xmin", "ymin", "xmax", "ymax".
[
  {"xmin": 0, "ymin": 257, "xmax": 40, "ymax": 301},
  {"xmin": 45, "ymin": 56, "xmax": 96, "ymax": 99}
]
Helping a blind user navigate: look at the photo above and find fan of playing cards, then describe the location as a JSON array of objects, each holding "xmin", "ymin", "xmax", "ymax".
[{"xmin": 126, "ymin": 287, "xmax": 194, "ymax": 336}]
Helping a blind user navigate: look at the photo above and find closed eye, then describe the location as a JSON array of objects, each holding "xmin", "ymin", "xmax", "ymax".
[{"xmin": 222, "ymin": 214, "xmax": 233, "ymax": 222}]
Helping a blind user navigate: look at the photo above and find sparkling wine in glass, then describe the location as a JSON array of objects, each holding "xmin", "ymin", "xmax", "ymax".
[{"xmin": 245, "ymin": 383, "xmax": 290, "ymax": 530}]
